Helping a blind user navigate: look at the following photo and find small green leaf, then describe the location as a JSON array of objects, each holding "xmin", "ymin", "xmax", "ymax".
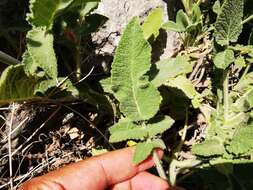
[
  {"xmin": 214, "ymin": 0, "xmax": 244, "ymax": 46},
  {"xmin": 162, "ymin": 21, "xmax": 185, "ymax": 32},
  {"xmin": 133, "ymin": 142, "xmax": 154, "ymax": 164},
  {"xmin": 142, "ymin": 7, "xmax": 163, "ymax": 40},
  {"xmin": 213, "ymin": 0, "xmax": 222, "ymax": 15},
  {"xmin": 234, "ymin": 56, "xmax": 246, "ymax": 68},
  {"xmin": 176, "ymin": 10, "xmax": 190, "ymax": 30},
  {"xmin": 191, "ymin": 4, "xmax": 202, "ymax": 24},
  {"xmin": 109, "ymin": 119, "xmax": 147, "ymax": 143},
  {"xmin": 111, "ymin": 17, "xmax": 161, "ymax": 121},
  {"xmin": 167, "ymin": 76, "xmax": 198, "ymax": 99},
  {"xmin": 226, "ymin": 125, "xmax": 253, "ymax": 155},
  {"xmin": 22, "ymin": 28, "xmax": 58, "ymax": 79},
  {"xmin": 150, "ymin": 55, "xmax": 192, "ymax": 87},
  {"xmin": 213, "ymin": 49, "xmax": 234, "ymax": 69},
  {"xmin": 133, "ymin": 139, "xmax": 165, "ymax": 164},
  {"xmin": 147, "ymin": 116, "xmax": 174, "ymax": 137},
  {"xmin": 0, "ymin": 65, "xmax": 37, "ymax": 103},
  {"xmin": 192, "ymin": 139, "xmax": 226, "ymax": 157}
]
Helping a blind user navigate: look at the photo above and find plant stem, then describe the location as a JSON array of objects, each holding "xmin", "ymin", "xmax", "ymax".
[
  {"xmin": 223, "ymin": 69, "xmax": 229, "ymax": 121},
  {"xmin": 241, "ymin": 64, "xmax": 251, "ymax": 79},
  {"xmin": 0, "ymin": 50, "xmax": 20, "ymax": 65},
  {"xmin": 152, "ymin": 150, "xmax": 167, "ymax": 180},
  {"xmin": 76, "ymin": 45, "xmax": 81, "ymax": 80},
  {"xmin": 242, "ymin": 15, "xmax": 253, "ymax": 25}
]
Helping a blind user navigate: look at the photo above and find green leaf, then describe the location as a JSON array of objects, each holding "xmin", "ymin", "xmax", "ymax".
[
  {"xmin": 226, "ymin": 125, "xmax": 253, "ymax": 155},
  {"xmin": 109, "ymin": 119, "xmax": 147, "ymax": 143},
  {"xmin": 150, "ymin": 55, "xmax": 192, "ymax": 87},
  {"xmin": 234, "ymin": 56, "xmax": 246, "ymax": 68},
  {"xmin": 22, "ymin": 28, "xmax": 58, "ymax": 79},
  {"xmin": 162, "ymin": 21, "xmax": 185, "ymax": 32},
  {"xmin": 133, "ymin": 140, "xmax": 165, "ymax": 164},
  {"xmin": 34, "ymin": 77, "xmax": 79, "ymax": 98},
  {"xmin": 162, "ymin": 9, "xmax": 190, "ymax": 32},
  {"xmin": 0, "ymin": 65, "xmax": 37, "ymax": 103},
  {"xmin": 213, "ymin": 49, "xmax": 235, "ymax": 69},
  {"xmin": 111, "ymin": 17, "xmax": 161, "ymax": 121},
  {"xmin": 166, "ymin": 76, "xmax": 198, "ymax": 99},
  {"xmin": 214, "ymin": 0, "xmax": 244, "ymax": 46},
  {"xmin": 213, "ymin": 0, "xmax": 222, "ymax": 15},
  {"xmin": 147, "ymin": 116, "xmax": 174, "ymax": 137},
  {"xmin": 176, "ymin": 10, "xmax": 190, "ymax": 30},
  {"xmin": 27, "ymin": 0, "xmax": 60, "ymax": 28},
  {"xmin": 192, "ymin": 139, "xmax": 226, "ymax": 157},
  {"xmin": 142, "ymin": 7, "xmax": 163, "ymax": 40}
]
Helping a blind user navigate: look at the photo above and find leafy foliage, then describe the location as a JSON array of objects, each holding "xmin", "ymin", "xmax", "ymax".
[
  {"xmin": 23, "ymin": 28, "xmax": 57, "ymax": 79},
  {"xmin": 214, "ymin": 0, "xmax": 244, "ymax": 46},
  {"xmin": 110, "ymin": 18, "xmax": 161, "ymax": 121},
  {"xmin": 142, "ymin": 7, "xmax": 163, "ymax": 40},
  {"xmin": 0, "ymin": 65, "xmax": 36, "ymax": 102}
]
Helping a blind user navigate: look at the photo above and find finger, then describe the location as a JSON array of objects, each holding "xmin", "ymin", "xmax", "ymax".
[
  {"xmin": 110, "ymin": 171, "xmax": 169, "ymax": 190},
  {"xmin": 19, "ymin": 147, "xmax": 163, "ymax": 190}
]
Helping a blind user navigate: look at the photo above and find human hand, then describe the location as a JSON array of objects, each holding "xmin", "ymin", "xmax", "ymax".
[{"xmin": 19, "ymin": 147, "xmax": 183, "ymax": 190}]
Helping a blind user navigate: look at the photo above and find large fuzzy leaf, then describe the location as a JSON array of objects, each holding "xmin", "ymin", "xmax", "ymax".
[
  {"xmin": 109, "ymin": 119, "xmax": 147, "ymax": 143},
  {"xmin": 150, "ymin": 55, "xmax": 192, "ymax": 87},
  {"xmin": 214, "ymin": 0, "xmax": 244, "ymax": 46},
  {"xmin": 22, "ymin": 28, "xmax": 58, "ymax": 79},
  {"xmin": 0, "ymin": 65, "xmax": 37, "ymax": 103},
  {"xmin": 142, "ymin": 7, "xmax": 163, "ymax": 40},
  {"xmin": 111, "ymin": 17, "xmax": 161, "ymax": 121},
  {"xmin": 147, "ymin": 116, "xmax": 174, "ymax": 137},
  {"xmin": 109, "ymin": 116, "xmax": 174, "ymax": 143}
]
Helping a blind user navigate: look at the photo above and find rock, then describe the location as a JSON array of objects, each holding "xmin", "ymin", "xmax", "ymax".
[{"xmin": 93, "ymin": 0, "xmax": 179, "ymax": 59}]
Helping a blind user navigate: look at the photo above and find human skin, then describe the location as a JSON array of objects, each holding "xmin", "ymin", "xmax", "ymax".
[{"xmin": 19, "ymin": 147, "xmax": 183, "ymax": 190}]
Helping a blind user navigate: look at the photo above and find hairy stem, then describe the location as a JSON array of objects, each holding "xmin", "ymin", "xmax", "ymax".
[
  {"xmin": 153, "ymin": 150, "xmax": 167, "ymax": 180},
  {"xmin": 223, "ymin": 69, "xmax": 229, "ymax": 120}
]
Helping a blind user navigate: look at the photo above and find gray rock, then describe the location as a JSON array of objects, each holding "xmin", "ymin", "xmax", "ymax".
[{"xmin": 93, "ymin": 0, "xmax": 179, "ymax": 59}]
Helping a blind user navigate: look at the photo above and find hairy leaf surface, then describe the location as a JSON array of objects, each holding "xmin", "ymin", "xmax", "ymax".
[
  {"xmin": 151, "ymin": 55, "xmax": 192, "ymax": 87},
  {"xmin": 214, "ymin": 0, "xmax": 243, "ymax": 46},
  {"xmin": 147, "ymin": 116, "xmax": 174, "ymax": 137},
  {"xmin": 22, "ymin": 28, "xmax": 57, "ymax": 79},
  {"xmin": 214, "ymin": 49, "xmax": 235, "ymax": 69},
  {"xmin": 192, "ymin": 139, "xmax": 226, "ymax": 157},
  {"xmin": 133, "ymin": 139, "xmax": 166, "ymax": 164},
  {"xmin": 0, "ymin": 65, "xmax": 37, "ymax": 103},
  {"xmin": 226, "ymin": 125, "xmax": 253, "ymax": 155},
  {"xmin": 111, "ymin": 17, "xmax": 160, "ymax": 121},
  {"xmin": 27, "ymin": 0, "xmax": 61, "ymax": 28},
  {"xmin": 109, "ymin": 119, "xmax": 147, "ymax": 143}
]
